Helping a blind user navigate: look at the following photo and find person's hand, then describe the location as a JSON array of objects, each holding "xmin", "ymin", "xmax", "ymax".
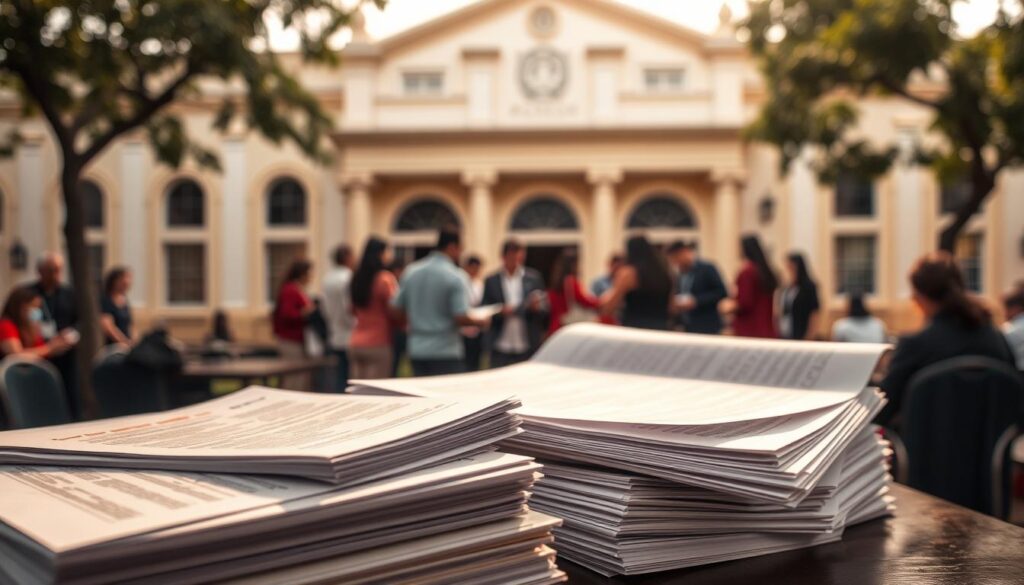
[
  {"xmin": 475, "ymin": 315, "xmax": 493, "ymax": 330},
  {"xmin": 501, "ymin": 304, "xmax": 516, "ymax": 317},
  {"xmin": 527, "ymin": 292, "xmax": 543, "ymax": 312},
  {"xmin": 46, "ymin": 336, "xmax": 73, "ymax": 356},
  {"xmin": 677, "ymin": 295, "xmax": 696, "ymax": 312},
  {"xmin": 718, "ymin": 298, "xmax": 736, "ymax": 314}
]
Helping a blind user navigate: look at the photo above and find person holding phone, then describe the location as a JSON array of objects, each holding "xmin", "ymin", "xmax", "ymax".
[
  {"xmin": 481, "ymin": 239, "xmax": 548, "ymax": 367},
  {"xmin": 0, "ymin": 286, "xmax": 78, "ymax": 359}
]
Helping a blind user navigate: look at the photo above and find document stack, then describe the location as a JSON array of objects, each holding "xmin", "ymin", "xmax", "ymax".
[
  {"xmin": 0, "ymin": 388, "xmax": 566, "ymax": 584},
  {"xmin": 353, "ymin": 323, "xmax": 895, "ymax": 576}
]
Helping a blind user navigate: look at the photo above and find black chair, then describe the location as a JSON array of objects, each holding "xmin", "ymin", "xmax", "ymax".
[
  {"xmin": 0, "ymin": 356, "xmax": 72, "ymax": 429},
  {"xmin": 900, "ymin": 356, "xmax": 1024, "ymax": 519},
  {"xmin": 93, "ymin": 348, "xmax": 165, "ymax": 418}
]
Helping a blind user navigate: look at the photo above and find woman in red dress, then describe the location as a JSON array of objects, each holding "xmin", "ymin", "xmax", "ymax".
[
  {"xmin": 728, "ymin": 235, "xmax": 779, "ymax": 338},
  {"xmin": 546, "ymin": 249, "xmax": 610, "ymax": 336},
  {"xmin": 272, "ymin": 259, "xmax": 315, "ymax": 389},
  {"xmin": 0, "ymin": 286, "xmax": 76, "ymax": 358}
]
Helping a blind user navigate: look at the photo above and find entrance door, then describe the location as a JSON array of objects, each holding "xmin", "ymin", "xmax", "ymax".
[{"xmin": 525, "ymin": 245, "xmax": 576, "ymax": 285}]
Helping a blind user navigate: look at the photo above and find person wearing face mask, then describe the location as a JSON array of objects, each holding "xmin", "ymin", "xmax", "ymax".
[{"xmin": 0, "ymin": 286, "xmax": 77, "ymax": 359}]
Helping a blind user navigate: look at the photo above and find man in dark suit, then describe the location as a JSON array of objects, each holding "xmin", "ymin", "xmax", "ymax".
[
  {"xmin": 30, "ymin": 253, "xmax": 80, "ymax": 417},
  {"xmin": 668, "ymin": 240, "xmax": 727, "ymax": 335},
  {"xmin": 482, "ymin": 239, "xmax": 547, "ymax": 367}
]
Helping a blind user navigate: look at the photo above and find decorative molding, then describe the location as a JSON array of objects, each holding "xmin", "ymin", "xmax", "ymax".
[
  {"xmin": 710, "ymin": 167, "xmax": 747, "ymax": 187},
  {"xmin": 461, "ymin": 168, "xmax": 498, "ymax": 188},
  {"xmin": 586, "ymin": 167, "xmax": 623, "ymax": 186}
]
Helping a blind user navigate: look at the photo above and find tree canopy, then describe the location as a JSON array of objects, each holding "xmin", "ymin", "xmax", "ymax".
[
  {"xmin": 742, "ymin": 0, "xmax": 1024, "ymax": 251},
  {"xmin": 0, "ymin": 0, "xmax": 381, "ymax": 416}
]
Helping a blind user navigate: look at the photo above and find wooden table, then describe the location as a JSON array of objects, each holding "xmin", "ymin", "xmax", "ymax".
[
  {"xmin": 180, "ymin": 356, "xmax": 336, "ymax": 387},
  {"xmin": 562, "ymin": 484, "xmax": 1024, "ymax": 584}
]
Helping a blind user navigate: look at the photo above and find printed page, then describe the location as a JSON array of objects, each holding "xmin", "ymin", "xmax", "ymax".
[
  {"xmin": 354, "ymin": 364, "xmax": 872, "ymax": 425},
  {"xmin": 0, "ymin": 387, "xmax": 512, "ymax": 460},
  {"xmin": 0, "ymin": 452, "xmax": 533, "ymax": 554},
  {"xmin": 533, "ymin": 323, "xmax": 888, "ymax": 393}
]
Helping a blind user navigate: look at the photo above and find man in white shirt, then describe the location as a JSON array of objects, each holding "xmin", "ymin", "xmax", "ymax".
[
  {"xmin": 321, "ymin": 245, "xmax": 356, "ymax": 391},
  {"xmin": 481, "ymin": 240, "xmax": 546, "ymax": 368},
  {"xmin": 1002, "ymin": 290, "xmax": 1024, "ymax": 370},
  {"xmin": 461, "ymin": 255, "xmax": 485, "ymax": 371}
]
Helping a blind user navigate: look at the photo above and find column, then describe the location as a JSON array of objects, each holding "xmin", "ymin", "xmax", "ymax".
[
  {"xmin": 119, "ymin": 140, "xmax": 148, "ymax": 306},
  {"xmin": 15, "ymin": 139, "xmax": 44, "ymax": 273},
  {"xmin": 587, "ymin": 168, "xmax": 622, "ymax": 283},
  {"xmin": 342, "ymin": 172, "xmax": 373, "ymax": 250},
  {"xmin": 220, "ymin": 138, "xmax": 248, "ymax": 308},
  {"xmin": 320, "ymin": 167, "xmax": 345, "ymax": 270},
  {"xmin": 712, "ymin": 168, "xmax": 744, "ymax": 281},
  {"xmin": 462, "ymin": 169, "xmax": 497, "ymax": 260}
]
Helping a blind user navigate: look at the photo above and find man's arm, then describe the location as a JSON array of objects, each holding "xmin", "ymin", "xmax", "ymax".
[{"xmin": 693, "ymin": 264, "xmax": 728, "ymax": 310}]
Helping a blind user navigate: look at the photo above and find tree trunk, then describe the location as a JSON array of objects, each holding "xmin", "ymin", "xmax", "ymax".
[
  {"xmin": 937, "ymin": 173, "xmax": 994, "ymax": 253},
  {"xmin": 60, "ymin": 161, "xmax": 101, "ymax": 419}
]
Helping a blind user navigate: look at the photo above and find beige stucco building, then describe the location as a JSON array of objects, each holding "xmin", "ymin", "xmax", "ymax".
[{"xmin": 0, "ymin": 0, "xmax": 1021, "ymax": 341}]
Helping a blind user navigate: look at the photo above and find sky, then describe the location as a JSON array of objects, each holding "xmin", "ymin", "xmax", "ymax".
[
  {"xmin": 358, "ymin": 0, "xmax": 1010, "ymax": 38},
  {"xmin": 265, "ymin": 0, "xmax": 1015, "ymax": 51}
]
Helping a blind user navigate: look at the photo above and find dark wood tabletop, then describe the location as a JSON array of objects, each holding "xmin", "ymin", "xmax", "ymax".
[
  {"xmin": 181, "ymin": 356, "xmax": 335, "ymax": 380},
  {"xmin": 562, "ymin": 484, "xmax": 1024, "ymax": 585}
]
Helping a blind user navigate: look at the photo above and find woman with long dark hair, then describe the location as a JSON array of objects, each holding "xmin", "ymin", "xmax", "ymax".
[
  {"xmin": 727, "ymin": 235, "xmax": 778, "ymax": 338},
  {"xmin": 547, "ymin": 248, "xmax": 603, "ymax": 336},
  {"xmin": 348, "ymin": 237, "xmax": 398, "ymax": 379},
  {"xmin": 876, "ymin": 252, "xmax": 1015, "ymax": 428},
  {"xmin": 100, "ymin": 266, "xmax": 134, "ymax": 345},
  {"xmin": 832, "ymin": 293, "xmax": 886, "ymax": 343},
  {"xmin": 779, "ymin": 252, "xmax": 821, "ymax": 340},
  {"xmin": 272, "ymin": 258, "xmax": 314, "ymax": 388},
  {"xmin": 0, "ymin": 286, "xmax": 76, "ymax": 358},
  {"xmin": 600, "ymin": 235, "xmax": 673, "ymax": 330}
]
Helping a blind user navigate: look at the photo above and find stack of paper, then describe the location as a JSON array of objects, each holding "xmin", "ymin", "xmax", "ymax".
[
  {"xmin": 353, "ymin": 323, "xmax": 895, "ymax": 575},
  {"xmin": 0, "ymin": 389, "xmax": 566, "ymax": 584},
  {"xmin": 0, "ymin": 387, "xmax": 521, "ymax": 484}
]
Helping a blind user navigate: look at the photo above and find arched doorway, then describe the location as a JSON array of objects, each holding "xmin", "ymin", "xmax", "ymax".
[
  {"xmin": 625, "ymin": 193, "xmax": 700, "ymax": 250},
  {"xmin": 390, "ymin": 198, "xmax": 461, "ymax": 265},
  {"xmin": 507, "ymin": 195, "xmax": 580, "ymax": 283}
]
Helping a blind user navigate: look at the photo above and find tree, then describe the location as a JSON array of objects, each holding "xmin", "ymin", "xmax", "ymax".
[
  {"xmin": 742, "ymin": 0, "xmax": 1024, "ymax": 252},
  {"xmin": 0, "ymin": 0, "xmax": 382, "ymax": 416}
]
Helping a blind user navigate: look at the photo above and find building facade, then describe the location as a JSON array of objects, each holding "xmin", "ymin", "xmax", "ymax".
[{"xmin": 0, "ymin": 0, "xmax": 1021, "ymax": 340}]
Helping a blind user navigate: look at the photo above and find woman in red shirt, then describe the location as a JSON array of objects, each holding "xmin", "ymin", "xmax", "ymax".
[
  {"xmin": 727, "ymin": 235, "xmax": 779, "ymax": 338},
  {"xmin": 0, "ymin": 286, "xmax": 75, "ymax": 358},
  {"xmin": 348, "ymin": 237, "xmax": 398, "ymax": 379},
  {"xmin": 546, "ymin": 249, "xmax": 608, "ymax": 336},
  {"xmin": 272, "ymin": 259, "xmax": 315, "ymax": 389}
]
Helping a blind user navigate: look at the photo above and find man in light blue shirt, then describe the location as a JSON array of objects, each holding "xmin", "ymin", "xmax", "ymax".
[{"xmin": 393, "ymin": 229, "xmax": 486, "ymax": 376}]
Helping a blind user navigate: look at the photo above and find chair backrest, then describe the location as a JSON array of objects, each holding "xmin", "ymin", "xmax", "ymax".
[
  {"xmin": 903, "ymin": 355, "xmax": 1024, "ymax": 518},
  {"xmin": 93, "ymin": 349, "xmax": 164, "ymax": 418},
  {"xmin": 0, "ymin": 356, "xmax": 72, "ymax": 429}
]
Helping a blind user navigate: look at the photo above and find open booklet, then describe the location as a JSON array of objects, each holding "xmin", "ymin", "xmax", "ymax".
[
  {"xmin": 352, "ymin": 322, "xmax": 889, "ymax": 426},
  {"xmin": 0, "ymin": 387, "xmax": 521, "ymax": 484}
]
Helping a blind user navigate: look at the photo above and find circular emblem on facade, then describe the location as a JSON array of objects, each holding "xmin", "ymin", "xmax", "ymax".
[
  {"xmin": 519, "ymin": 46, "xmax": 569, "ymax": 100},
  {"xmin": 529, "ymin": 6, "xmax": 558, "ymax": 38}
]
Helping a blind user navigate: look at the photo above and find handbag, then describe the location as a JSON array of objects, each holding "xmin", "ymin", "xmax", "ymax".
[{"xmin": 559, "ymin": 277, "xmax": 597, "ymax": 327}]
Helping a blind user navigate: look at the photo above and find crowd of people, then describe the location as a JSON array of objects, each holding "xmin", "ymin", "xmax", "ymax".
[{"xmin": 3, "ymin": 228, "xmax": 1022, "ymax": 430}]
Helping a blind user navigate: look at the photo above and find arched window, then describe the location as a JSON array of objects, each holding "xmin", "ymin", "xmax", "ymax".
[
  {"xmin": 78, "ymin": 180, "xmax": 107, "ymax": 295},
  {"xmin": 166, "ymin": 179, "xmax": 205, "ymax": 227},
  {"xmin": 389, "ymin": 198, "xmax": 461, "ymax": 264},
  {"xmin": 394, "ymin": 199, "xmax": 461, "ymax": 232},
  {"xmin": 509, "ymin": 196, "xmax": 578, "ymax": 231},
  {"xmin": 267, "ymin": 177, "xmax": 307, "ymax": 226},
  {"xmin": 264, "ymin": 176, "xmax": 310, "ymax": 302},
  {"xmin": 626, "ymin": 195, "xmax": 696, "ymax": 229},
  {"xmin": 162, "ymin": 178, "xmax": 207, "ymax": 304}
]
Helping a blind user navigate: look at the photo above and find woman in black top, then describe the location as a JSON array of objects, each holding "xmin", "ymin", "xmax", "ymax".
[
  {"xmin": 779, "ymin": 252, "xmax": 820, "ymax": 340},
  {"xmin": 599, "ymin": 235, "xmax": 673, "ymax": 330},
  {"xmin": 100, "ymin": 266, "xmax": 133, "ymax": 346},
  {"xmin": 876, "ymin": 252, "xmax": 1016, "ymax": 428}
]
